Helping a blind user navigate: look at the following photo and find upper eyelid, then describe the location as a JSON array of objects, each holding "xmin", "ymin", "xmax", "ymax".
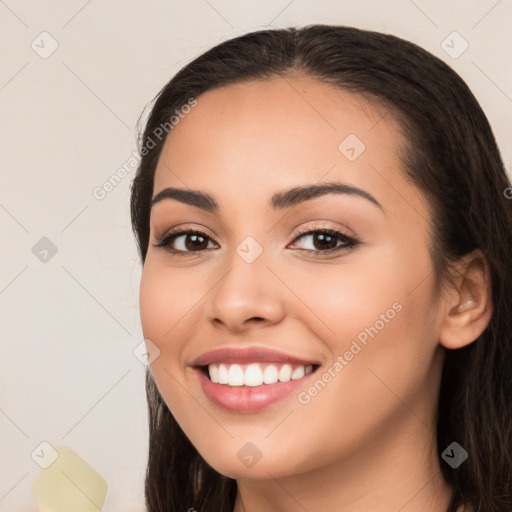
[
  {"xmin": 153, "ymin": 218, "xmax": 357, "ymax": 239},
  {"xmin": 154, "ymin": 224, "xmax": 217, "ymax": 243},
  {"xmin": 156, "ymin": 224, "xmax": 347, "ymax": 238}
]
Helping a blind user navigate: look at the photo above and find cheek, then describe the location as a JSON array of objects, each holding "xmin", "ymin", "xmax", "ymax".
[
  {"xmin": 139, "ymin": 262, "xmax": 191, "ymax": 346},
  {"xmin": 287, "ymin": 253, "xmax": 410, "ymax": 344},
  {"xmin": 139, "ymin": 268, "xmax": 167, "ymax": 349},
  {"xmin": 295, "ymin": 244, "xmax": 440, "ymax": 405},
  {"xmin": 138, "ymin": 266, "xmax": 190, "ymax": 430},
  {"xmin": 138, "ymin": 263, "xmax": 190, "ymax": 397},
  {"xmin": 313, "ymin": 254, "xmax": 440, "ymax": 410},
  {"xmin": 139, "ymin": 266, "xmax": 162, "ymax": 333},
  {"xmin": 138, "ymin": 262, "xmax": 207, "ymax": 407}
]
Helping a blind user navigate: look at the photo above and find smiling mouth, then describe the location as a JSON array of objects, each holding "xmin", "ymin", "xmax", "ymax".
[{"xmin": 197, "ymin": 362, "xmax": 321, "ymax": 387}]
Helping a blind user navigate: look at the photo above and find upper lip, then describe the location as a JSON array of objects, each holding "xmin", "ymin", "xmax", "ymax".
[{"xmin": 191, "ymin": 347, "xmax": 320, "ymax": 367}]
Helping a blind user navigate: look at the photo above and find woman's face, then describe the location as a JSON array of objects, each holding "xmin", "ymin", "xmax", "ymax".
[{"xmin": 139, "ymin": 77, "xmax": 446, "ymax": 479}]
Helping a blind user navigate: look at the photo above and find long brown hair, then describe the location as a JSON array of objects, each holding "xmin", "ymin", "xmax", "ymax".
[{"xmin": 130, "ymin": 25, "xmax": 512, "ymax": 511}]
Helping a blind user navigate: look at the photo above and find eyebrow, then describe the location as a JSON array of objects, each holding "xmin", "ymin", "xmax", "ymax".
[{"xmin": 150, "ymin": 182, "xmax": 384, "ymax": 213}]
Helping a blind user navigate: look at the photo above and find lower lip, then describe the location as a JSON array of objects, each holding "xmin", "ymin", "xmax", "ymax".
[{"xmin": 194, "ymin": 367, "xmax": 317, "ymax": 413}]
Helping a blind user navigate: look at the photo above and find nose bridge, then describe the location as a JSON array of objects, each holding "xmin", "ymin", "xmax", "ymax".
[
  {"xmin": 207, "ymin": 230, "xmax": 284, "ymax": 329},
  {"xmin": 234, "ymin": 233, "xmax": 266, "ymax": 266},
  {"xmin": 218, "ymin": 232, "xmax": 270, "ymax": 301},
  {"xmin": 220, "ymin": 201, "xmax": 271, "ymax": 272}
]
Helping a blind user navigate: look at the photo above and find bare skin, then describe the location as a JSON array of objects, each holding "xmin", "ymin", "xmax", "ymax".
[{"xmin": 139, "ymin": 76, "xmax": 492, "ymax": 511}]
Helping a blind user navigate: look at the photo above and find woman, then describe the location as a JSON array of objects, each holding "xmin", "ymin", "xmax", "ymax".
[{"xmin": 130, "ymin": 25, "xmax": 512, "ymax": 511}]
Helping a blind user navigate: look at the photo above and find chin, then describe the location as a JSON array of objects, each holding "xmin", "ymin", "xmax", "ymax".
[{"xmin": 196, "ymin": 439, "xmax": 313, "ymax": 481}]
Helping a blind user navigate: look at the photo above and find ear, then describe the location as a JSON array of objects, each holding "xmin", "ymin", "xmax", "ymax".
[{"xmin": 439, "ymin": 249, "xmax": 493, "ymax": 350}]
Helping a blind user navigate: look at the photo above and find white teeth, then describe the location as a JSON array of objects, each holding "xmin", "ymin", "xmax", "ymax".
[
  {"xmin": 244, "ymin": 364, "xmax": 263, "ymax": 387},
  {"xmin": 228, "ymin": 364, "xmax": 244, "ymax": 386},
  {"xmin": 207, "ymin": 362, "xmax": 316, "ymax": 387},
  {"xmin": 291, "ymin": 366, "xmax": 305, "ymax": 380},
  {"xmin": 209, "ymin": 364, "xmax": 219, "ymax": 383},
  {"xmin": 278, "ymin": 364, "xmax": 292, "ymax": 382},
  {"xmin": 262, "ymin": 365, "xmax": 279, "ymax": 384},
  {"xmin": 218, "ymin": 364, "xmax": 229, "ymax": 384}
]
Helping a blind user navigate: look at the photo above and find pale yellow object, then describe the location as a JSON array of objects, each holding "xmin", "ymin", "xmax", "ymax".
[{"xmin": 30, "ymin": 445, "xmax": 108, "ymax": 512}]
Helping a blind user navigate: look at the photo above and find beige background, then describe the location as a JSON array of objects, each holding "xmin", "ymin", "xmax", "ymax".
[{"xmin": 0, "ymin": 0, "xmax": 510, "ymax": 510}]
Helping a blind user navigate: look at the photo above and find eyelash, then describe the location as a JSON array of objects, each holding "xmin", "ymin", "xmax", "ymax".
[{"xmin": 153, "ymin": 225, "xmax": 360, "ymax": 257}]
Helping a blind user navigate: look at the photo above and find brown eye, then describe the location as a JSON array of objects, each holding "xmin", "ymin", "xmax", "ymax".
[
  {"xmin": 289, "ymin": 228, "xmax": 359, "ymax": 255},
  {"xmin": 154, "ymin": 229, "xmax": 217, "ymax": 255},
  {"xmin": 153, "ymin": 227, "xmax": 359, "ymax": 257}
]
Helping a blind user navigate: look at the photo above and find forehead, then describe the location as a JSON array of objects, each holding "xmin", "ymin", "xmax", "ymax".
[{"xmin": 152, "ymin": 76, "xmax": 425, "ymax": 220}]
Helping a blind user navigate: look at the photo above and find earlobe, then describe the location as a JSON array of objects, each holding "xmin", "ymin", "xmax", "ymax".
[{"xmin": 439, "ymin": 250, "xmax": 493, "ymax": 350}]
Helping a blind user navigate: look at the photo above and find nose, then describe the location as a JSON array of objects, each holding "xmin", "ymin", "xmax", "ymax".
[{"xmin": 207, "ymin": 246, "xmax": 286, "ymax": 333}]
